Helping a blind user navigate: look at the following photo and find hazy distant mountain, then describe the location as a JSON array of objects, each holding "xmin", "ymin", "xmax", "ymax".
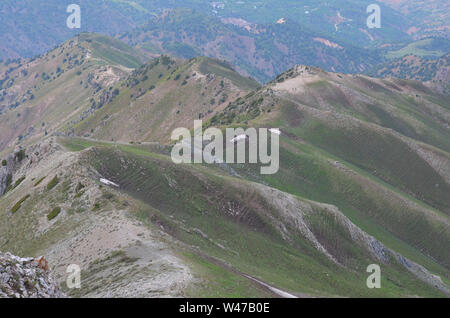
[
  {"xmin": 0, "ymin": 0, "xmax": 154, "ymax": 59},
  {"xmin": 378, "ymin": 0, "xmax": 450, "ymax": 39},
  {"xmin": 119, "ymin": 8, "xmax": 383, "ymax": 82},
  {"xmin": 1, "ymin": 1, "xmax": 449, "ymax": 82},
  {"xmin": 368, "ymin": 53, "xmax": 450, "ymax": 95}
]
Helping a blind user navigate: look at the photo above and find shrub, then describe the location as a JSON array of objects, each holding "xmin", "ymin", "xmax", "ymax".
[
  {"xmin": 102, "ymin": 192, "xmax": 115, "ymax": 200},
  {"xmin": 75, "ymin": 182, "xmax": 85, "ymax": 193},
  {"xmin": 15, "ymin": 149, "xmax": 26, "ymax": 162},
  {"xmin": 3, "ymin": 174, "xmax": 13, "ymax": 193},
  {"xmin": 5, "ymin": 173, "xmax": 12, "ymax": 186},
  {"xmin": 74, "ymin": 190, "xmax": 85, "ymax": 199},
  {"xmin": 47, "ymin": 207, "xmax": 61, "ymax": 220},
  {"xmin": 161, "ymin": 55, "xmax": 172, "ymax": 65},
  {"xmin": 13, "ymin": 176, "xmax": 25, "ymax": 189},
  {"xmin": 11, "ymin": 194, "xmax": 30, "ymax": 213},
  {"xmin": 34, "ymin": 176, "xmax": 46, "ymax": 187},
  {"xmin": 47, "ymin": 175, "xmax": 59, "ymax": 190},
  {"xmin": 1, "ymin": 159, "xmax": 6, "ymax": 166}
]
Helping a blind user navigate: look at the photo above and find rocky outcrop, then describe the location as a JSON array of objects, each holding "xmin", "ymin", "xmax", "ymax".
[
  {"xmin": 0, "ymin": 143, "xmax": 60, "ymax": 196},
  {"xmin": 0, "ymin": 152, "xmax": 16, "ymax": 196},
  {"xmin": 0, "ymin": 166, "xmax": 10, "ymax": 196},
  {"xmin": 0, "ymin": 252, "xmax": 66, "ymax": 298}
]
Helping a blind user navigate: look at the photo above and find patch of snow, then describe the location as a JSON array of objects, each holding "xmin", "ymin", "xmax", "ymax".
[
  {"xmin": 243, "ymin": 275, "xmax": 297, "ymax": 298},
  {"xmin": 100, "ymin": 178, "xmax": 119, "ymax": 187}
]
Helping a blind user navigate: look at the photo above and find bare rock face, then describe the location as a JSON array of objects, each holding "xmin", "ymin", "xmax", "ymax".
[
  {"xmin": 0, "ymin": 141, "xmax": 60, "ymax": 196},
  {"xmin": 0, "ymin": 150, "xmax": 25, "ymax": 196},
  {"xmin": 0, "ymin": 166, "xmax": 9, "ymax": 196},
  {"xmin": 0, "ymin": 252, "xmax": 66, "ymax": 298}
]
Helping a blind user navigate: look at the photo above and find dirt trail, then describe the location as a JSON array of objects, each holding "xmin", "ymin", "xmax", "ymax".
[
  {"xmin": 243, "ymin": 275, "xmax": 297, "ymax": 298},
  {"xmin": 197, "ymin": 252, "xmax": 303, "ymax": 298}
]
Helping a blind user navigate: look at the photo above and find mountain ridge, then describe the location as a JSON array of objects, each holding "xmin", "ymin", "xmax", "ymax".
[
  {"xmin": 0, "ymin": 32, "xmax": 449, "ymax": 298},
  {"xmin": 368, "ymin": 53, "xmax": 450, "ymax": 95},
  {"xmin": 1, "ymin": 1, "xmax": 449, "ymax": 83}
]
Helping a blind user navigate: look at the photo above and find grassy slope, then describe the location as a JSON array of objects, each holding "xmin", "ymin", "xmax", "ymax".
[
  {"xmin": 385, "ymin": 39, "xmax": 448, "ymax": 59},
  {"xmin": 210, "ymin": 68, "xmax": 450, "ymax": 216},
  {"xmin": 0, "ymin": 33, "xmax": 148, "ymax": 156},
  {"xmin": 72, "ymin": 56, "xmax": 259, "ymax": 143},
  {"xmin": 198, "ymin": 68, "xmax": 450, "ymax": 285},
  {"xmin": 54, "ymin": 138, "xmax": 446, "ymax": 297},
  {"xmin": 1, "ymin": 36, "xmax": 449, "ymax": 297},
  {"xmin": 79, "ymin": 33, "xmax": 147, "ymax": 69}
]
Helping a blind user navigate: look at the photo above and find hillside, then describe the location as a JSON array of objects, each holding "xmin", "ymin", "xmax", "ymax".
[
  {"xmin": 0, "ymin": 33, "xmax": 149, "ymax": 154},
  {"xmin": 0, "ymin": 135, "xmax": 448, "ymax": 297},
  {"xmin": 201, "ymin": 65, "xmax": 450, "ymax": 286},
  {"xmin": 0, "ymin": 37, "xmax": 449, "ymax": 298},
  {"xmin": 368, "ymin": 53, "xmax": 450, "ymax": 95},
  {"xmin": 208, "ymin": 65, "xmax": 450, "ymax": 212},
  {"xmin": 378, "ymin": 0, "xmax": 449, "ymax": 39},
  {"xmin": 72, "ymin": 55, "xmax": 260, "ymax": 142}
]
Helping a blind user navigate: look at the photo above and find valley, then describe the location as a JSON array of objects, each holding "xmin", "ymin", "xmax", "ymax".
[{"xmin": 0, "ymin": 32, "xmax": 449, "ymax": 298}]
